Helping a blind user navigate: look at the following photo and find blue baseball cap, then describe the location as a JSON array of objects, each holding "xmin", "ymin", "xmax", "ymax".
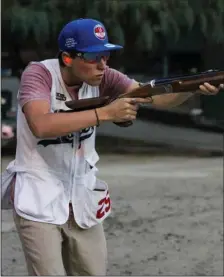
[{"xmin": 58, "ymin": 18, "xmax": 123, "ymax": 53}]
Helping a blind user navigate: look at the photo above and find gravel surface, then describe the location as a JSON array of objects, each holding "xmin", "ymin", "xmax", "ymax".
[{"xmin": 1, "ymin": 154, "xmax": 223, "ymax": 276}]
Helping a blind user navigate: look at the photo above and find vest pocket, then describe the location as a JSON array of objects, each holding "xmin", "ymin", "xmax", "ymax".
[
  {"xmin": 1, "ymin": 170, "xmax": 15, "ymax": 210},
  {"xmin": 73, "ymin": 167, "xmax": 111, "ymax": 229},
  {"xmin": 14, "ymin": 172, "xmax": 65, "ymax": 222}
]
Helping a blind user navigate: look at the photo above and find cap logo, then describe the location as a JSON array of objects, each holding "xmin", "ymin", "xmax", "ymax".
[
  {"xmin": 65, "ymin": 38, "xmax": 77, "ymax": 48},
  {"xmin": 94, "ymin": 24, "xmax": 106, "ymax": 40}
]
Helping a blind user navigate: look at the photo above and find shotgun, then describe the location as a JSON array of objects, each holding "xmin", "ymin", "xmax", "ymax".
[{"xmin": 65, "ymin": 69, "xmax": 224, "ymax": 127}]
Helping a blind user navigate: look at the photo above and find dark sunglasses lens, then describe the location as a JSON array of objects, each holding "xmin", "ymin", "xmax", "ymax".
[
  {"xmin": 83, "ymin": 53, "xmax": 96, "ymax": 61},
  {"xmin": 83, "ymin": 52, "xmax": 110, "ymax": 62}
]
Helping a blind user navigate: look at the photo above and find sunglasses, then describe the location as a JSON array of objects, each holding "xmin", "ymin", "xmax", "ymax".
[{"xmin": 76, "ymin": 51, "xmax": 110, "ymax": 63}]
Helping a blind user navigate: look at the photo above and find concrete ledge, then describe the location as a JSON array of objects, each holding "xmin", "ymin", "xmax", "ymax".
[{"xmin": 96, "ymin": 136, "xmax": 223, "ymax": 157}]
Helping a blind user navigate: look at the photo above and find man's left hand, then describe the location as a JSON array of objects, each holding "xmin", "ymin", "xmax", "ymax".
[{"xmin": 198, "ymin": 83, "xmax": 224, "ymax": 95}]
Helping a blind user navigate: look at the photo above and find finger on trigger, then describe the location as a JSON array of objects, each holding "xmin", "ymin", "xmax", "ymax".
[
  {"xmin": 134, "ymin": 98, "xmax": 153, "ymax": 103},
  {"xmin": 147, "ymin": 97, "xmax": 153, "ymax": 103}
]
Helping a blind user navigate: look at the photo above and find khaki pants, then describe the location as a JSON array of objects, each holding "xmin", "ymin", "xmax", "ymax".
[{"xmin": 13, "ymin": 209, "xmax": 107, "ymax": 276}]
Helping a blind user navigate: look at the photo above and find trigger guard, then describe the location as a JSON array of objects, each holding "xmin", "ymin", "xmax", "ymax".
[{"xmin": 113, "ymin": 121, "xmax": 133, "ymax": 127}]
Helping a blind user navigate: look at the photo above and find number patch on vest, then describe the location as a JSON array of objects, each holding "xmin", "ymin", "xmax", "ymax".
[{"xmin": 96, "ymin": 191, "xmax": 111, "ymax": 219}]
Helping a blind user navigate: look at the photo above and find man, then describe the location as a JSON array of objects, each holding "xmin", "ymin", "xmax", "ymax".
[{"xmin": 2, "ymin": 18, "xmax": 223, "ymax": 276}]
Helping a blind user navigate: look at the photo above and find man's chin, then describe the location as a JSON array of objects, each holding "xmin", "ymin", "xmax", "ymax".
[{"xmin": 86, "ymin": 79, "xmax": 102, "ymax": 86}]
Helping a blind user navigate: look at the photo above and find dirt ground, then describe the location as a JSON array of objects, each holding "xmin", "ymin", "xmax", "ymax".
[{"xmin": 1, "ymin": 154, "xmax": 223, "ymax": 276}]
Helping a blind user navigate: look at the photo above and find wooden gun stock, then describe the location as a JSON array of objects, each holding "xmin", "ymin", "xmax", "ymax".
[{"xmin": 65, "ymin": 95, "xmax": 111, "ymax": 111}]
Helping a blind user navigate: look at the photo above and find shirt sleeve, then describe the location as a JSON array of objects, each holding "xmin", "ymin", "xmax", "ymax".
[
  {"xmin": 100, "ymin": 66, "xmax": 135, "ymax": 97},
  {"xmin": 18, "ymin": 63, "xmax": 52, "ymax": 109}
]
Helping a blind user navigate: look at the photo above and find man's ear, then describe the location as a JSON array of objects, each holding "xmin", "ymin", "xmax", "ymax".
[{"xmin": 62, "ymin": 52, "xmax": 73, "ymax": 67}]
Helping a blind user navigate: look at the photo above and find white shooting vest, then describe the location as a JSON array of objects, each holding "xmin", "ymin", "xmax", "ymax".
[{"xmin": 1, "ymin": 59, "xmax": 111, "ymax": 228}]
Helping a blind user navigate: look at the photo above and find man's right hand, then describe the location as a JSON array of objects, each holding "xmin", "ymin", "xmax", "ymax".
[{"xmin": 96, "ymin": 97, "xmax": 152, "ymax": 123}]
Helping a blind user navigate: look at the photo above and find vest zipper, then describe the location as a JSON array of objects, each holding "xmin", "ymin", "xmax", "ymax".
[
  {"xmin": 69, "ymin": 132, "xmax": 80, "ymax": 229},
  {"xmin": 69, "ymin": 132, "xmax": 78, "ymax": 204}
]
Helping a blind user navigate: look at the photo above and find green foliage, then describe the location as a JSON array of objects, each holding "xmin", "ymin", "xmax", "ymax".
[
  {"xmin": 108, "ymin": 22, "xmax": 126, "ymax": 46},
  {"xmin": 3, "ymin": 0, "xmax": 224, "ymax": 50},
  {"xmin": 3, "ymin": 0, "xmax": 63, "ymax": 45},
  {"xmin": 216, "ymin": 0, "xmax": 224, "ymax": 13},
  {"xmin": 192, "ymin": 0, "xmax": 224, "ymax": 44},
  {"xmin": 210, "ymin": 11, "xmax": 224, "ymax": 43},
  {"xmin": 136, "ymin": 20, "xmax": 154, "ymax": 51},
  {"xmin": 174, "ymin": 2, "xmax": 195, "ymax": 30},
  {"xmin": 126, "ymin": 3, "xmax": 143, "ymax": 27},
  {"xmin": 85, "ymin": 5, "xmax": 101, "ymax": 20},
  {"xmin": 198, "ymin": 13, "xmax": 207, "ymax": 36}
]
